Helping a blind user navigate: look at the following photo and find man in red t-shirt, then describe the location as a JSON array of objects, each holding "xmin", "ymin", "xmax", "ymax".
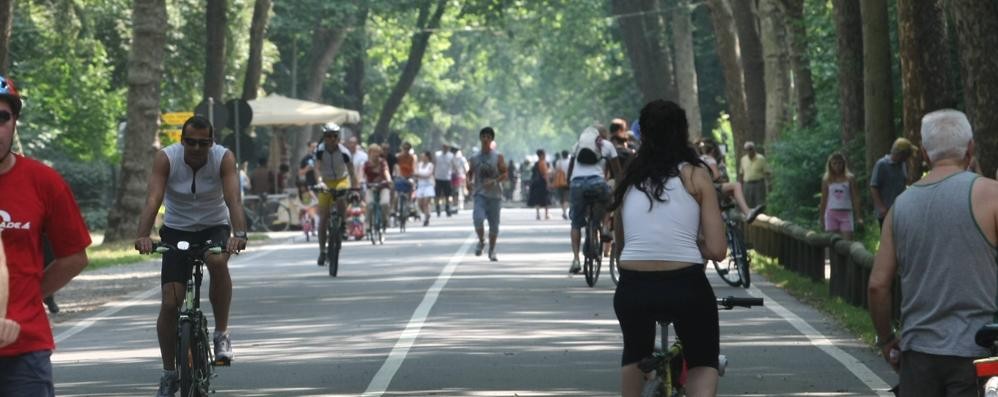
[{"xmin": 0, "ymin": 75, "xmax": 91, "ymax": 396}]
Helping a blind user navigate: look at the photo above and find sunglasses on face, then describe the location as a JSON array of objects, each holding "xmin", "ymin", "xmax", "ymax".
[
  {"xmin": 0, "ymin": 110, "xmax": 13, "ymax": 123},
  {"xmin": 183, "ymin": 137, "xmax": 213, "ymax": 148}
]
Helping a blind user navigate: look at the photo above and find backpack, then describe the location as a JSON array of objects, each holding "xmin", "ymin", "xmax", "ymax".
[{"xmin": 574, "ymin": 127, "xmax": 604, "ymax": 165}]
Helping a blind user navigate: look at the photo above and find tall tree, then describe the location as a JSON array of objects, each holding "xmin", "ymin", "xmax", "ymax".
[
  {"xmin": 705, "ymin": 0, "xmax": 751, "ymax": 158},
  {"xmin": 782, "ymin": 0, "xmax": 816, "ymax": 128},
  {"xmin": 670, "ymin": 0, "xmax": 701, "ymax": 138},
  {"xmin": 860, "ymin": 0, "xmax": 895, "ymax": 168},
  {"xmin": 759, "ymin": 0, "xmax": 790, "ymax": 143},
  {"xmin": 898, "ymin": 0, "xmax": 956, "ymax": 175},
  {"xmin": 833, "ymin": 0, "xmax": 864, "ymax": 144},
  {"xmin": 343, "ymin": 4, "xmax": 369, "ymax": 131},
  {"xmin": 104, "ymin": 0, "xmax": 168, "ymax": 243},
  {"xmin": 241, "ymin": 0, "xmax": 272, "ymax": 101},
  {"xmin": 204, "ymin": 0, "xmax": 227, "ymax": 103},
  {"xmin": 951, "ymin": 0, "xmax": 998, "ymax": 175},
  {"xmin": 730, "ymin": 0, "xmax": 766, "ymax": 145},
  {"xmin": 0, "ymin": 0, "xmax": 11, "ymax": 74},
  {"xmin": 610, "ymin": 0, "xmax": 677, "ymax": 104},
  {"xmin": 371, "ymin": 0, "xmax": 446, "ymax": 142}
]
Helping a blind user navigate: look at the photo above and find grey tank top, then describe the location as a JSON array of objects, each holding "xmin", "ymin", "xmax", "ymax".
[
  {"xmin": 163, "ymin": 143, "xmax": 230, "ymax": 231},
  {"xmin": 892, "ymin": 171, "xmax": 997, "ymax": 357},
  {"xmin": 471, "ymin": 150, "xmax": 502, "ymax": 199}
]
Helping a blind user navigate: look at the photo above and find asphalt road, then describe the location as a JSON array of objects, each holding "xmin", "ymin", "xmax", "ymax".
[{"xmin": 53, "ymin": 208, "xmax": 898, "ymax": 396}]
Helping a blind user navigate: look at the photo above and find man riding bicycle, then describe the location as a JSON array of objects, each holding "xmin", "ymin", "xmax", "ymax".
[
  {"xmin": 568, "ymin": 125, "xmax": 622, "ymax": 274},
  {"xmin": 314, "ymin": 123, "xmax": 359, "ymax": 265},
  {"xmin": 133, "ymin": 115, "xmax": 248, "ymax": 397}
]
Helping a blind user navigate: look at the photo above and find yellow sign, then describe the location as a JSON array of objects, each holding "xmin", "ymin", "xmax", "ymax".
[
  {"xmin": 162, "ymin": 112, "xmax": 193, "ymax": 125},
  {"xmin": 161, "ymin": 129, "xmax": 181, "ymax": 145}
]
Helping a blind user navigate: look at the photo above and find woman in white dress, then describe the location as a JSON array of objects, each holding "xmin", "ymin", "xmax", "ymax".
[{"xmin": 415, "ymin": 151, "xmax": 436, "ymax": 226}]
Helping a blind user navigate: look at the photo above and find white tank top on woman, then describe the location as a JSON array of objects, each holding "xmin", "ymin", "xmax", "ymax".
[{"xmin": 620, "ymin": 163, "xmax": 704, "ymax": 264}]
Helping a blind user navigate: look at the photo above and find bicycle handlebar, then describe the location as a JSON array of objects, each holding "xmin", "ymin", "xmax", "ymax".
[
  {"xmin": 150, "ymin": 241, "xmax": 225, "ymax": 257},
  {"xmin": 717, "ymin": 296, "xmax": 764, "ymax": 309}
]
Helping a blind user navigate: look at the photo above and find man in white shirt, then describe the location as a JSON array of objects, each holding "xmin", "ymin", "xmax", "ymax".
[
  {"xmin": 567, "ymin": 126, "xmax": 621, "ymax": 274},
  {"xmin": 434, "ymin": 143, "xmax": 455, "ymax": 217}
]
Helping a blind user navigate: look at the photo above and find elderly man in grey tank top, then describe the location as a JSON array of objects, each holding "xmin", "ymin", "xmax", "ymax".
[{"xmin": 868, "ymin": 109, "xmax": 998, "ymax": 397}]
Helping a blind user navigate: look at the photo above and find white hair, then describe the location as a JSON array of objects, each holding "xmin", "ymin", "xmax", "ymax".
[{"xmin": 920, "ymin": 109, "xmax": 973, "ymax": 163}]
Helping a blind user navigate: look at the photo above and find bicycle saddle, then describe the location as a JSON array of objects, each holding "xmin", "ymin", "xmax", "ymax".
[{"xmin": 976, "ymin": 323, "xmax": 998, "ymax": 348}]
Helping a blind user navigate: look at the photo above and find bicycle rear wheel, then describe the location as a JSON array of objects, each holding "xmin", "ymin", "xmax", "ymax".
[
  {"xmin": 609, "ymin": 240, "xmax": 619, "ymax": 286},
  {"xmin": 265, "ymin": 202, "xmax": 292, "ymax": 232},
  {"xmin": 713, "ymin": 227, "xmax": 744, "ymax": 287},
  {"xmin": 731, "ymin": 225, "xmax": 751, "ymax": 288},
  {"xmin": 583, "ymin": 220, "xmax": 601, "ymax": 287},
  {"xmin": 398, "ymin": 198, "xmax": 408, "ymax": 233}
]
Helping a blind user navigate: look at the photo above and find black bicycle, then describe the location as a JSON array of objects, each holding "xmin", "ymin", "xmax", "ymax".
[
  {"xmin": 152, "ymin": 240, "xmax": 226, "ymax": 397},
  {"xmin": 313, "ymin": 186, "xmax": 358, "ymax": 277},
  {"xmin": 639, "ymin": 296, "xmax": 764, "ymax": 397},
  {"xmin": 582, "ymin": 190, "xmax": 605, "ymax": 287},
  {"xmin": 712, "ymin": 202, "xmax": 751, "ymax": 288}
]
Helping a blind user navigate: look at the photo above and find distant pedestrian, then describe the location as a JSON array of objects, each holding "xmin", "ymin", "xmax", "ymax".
[
  {"xmin": 250, "ymin": 157, "xmax": 275, "ymax": 195},
  {"xmin": 504, "ymin": 160, "xmax": 518, "ymax": 201},
  {"xmin": 869, "ymin": 109, "xmax": 998, "ymax": 395},
  {"xmin": 415, "ymin": 151, "xmax": 436, "ymax": 226},
  {"xmin": 467, "ymin": 127, "xmax": 507, "ymax": 261},
  {"xmin": 527, "ymin": 149, "xmax": 551, "ymax": 220},
  {"xmin": 519, "ymin": 159, "xmax": 532, "ymax": 202},
  {"xmin": 451, "ymin": 147, "xmax": 468, "ymax": 212},
  {"xmin": 433, "ymin": 143, "xmax": 455, "ymax": 217},
  {"xmin": 870, "ymin": 137, "xmax": 916, "ymax": 226},
  {"xmin": 552, "ymin": 150, "xmax": 571, "ymax": 220},
  {"xmin": 818, "ymin": 152, "xmax": 863, "ymax": 240},
  {"xmin": 738, "ymin": 141, "xmax": 771, "ymax": 208}
]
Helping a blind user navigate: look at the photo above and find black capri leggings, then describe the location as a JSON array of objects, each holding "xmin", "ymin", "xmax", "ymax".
[{"xmin": 613, "ymin": 265, "xmax": 719, "ymax": 369}]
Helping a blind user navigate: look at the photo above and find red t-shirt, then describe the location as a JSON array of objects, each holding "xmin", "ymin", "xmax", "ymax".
[{"xmin": 0, "ymin": 155, "xmax": 92, "ymax": 356}]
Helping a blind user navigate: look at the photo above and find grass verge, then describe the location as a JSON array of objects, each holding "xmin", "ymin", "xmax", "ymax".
[
  {"xmin": 85, "ymin": 233, "xmax": 272, "ymax": 271},
  {"xmin": 751, "ymin": 252, "xmax": 876, "ymax": 347}
]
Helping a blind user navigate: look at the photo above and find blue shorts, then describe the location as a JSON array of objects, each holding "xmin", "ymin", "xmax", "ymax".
[
  {"xmin": 473, "ymin": 195, "xmax": 502, "ymax": 233},
  {"xmin": 0, "ymin": 351, "xmax": 55, "ymax": 397},
  {"xmin": 569, "ymin": 176, "xmax": 610, "ymax": 230}
]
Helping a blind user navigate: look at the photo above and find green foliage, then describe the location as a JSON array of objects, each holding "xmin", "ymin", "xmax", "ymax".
[{"xmin": 767, "ymin": 121, "xmax": 840, "ymax": 228}]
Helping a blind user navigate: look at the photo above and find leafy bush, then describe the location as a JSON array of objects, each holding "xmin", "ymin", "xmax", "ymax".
[{"xmin": 48, "ymin": 157, "xmax": 115, "ymax": 231}]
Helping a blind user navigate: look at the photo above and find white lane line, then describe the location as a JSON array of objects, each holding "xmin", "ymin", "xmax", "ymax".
[
  {"xmin": 748, "ymin": 285, "xmax": 894, "ymax": 396},
  {"xmin": 54, "ymin": 244, "xmax": 277, "ymax": 344},
  {"xmin": 363, "ymin": 233, "xmax": 476, "ymax": 397}
]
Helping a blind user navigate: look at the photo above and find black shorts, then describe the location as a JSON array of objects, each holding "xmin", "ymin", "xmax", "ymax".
[
  {"xmin": 434, "ymin": 179, "xmax": 453, "ymax": 198},
  {"xmin": 613, "ymin": 265, "xmax": 719, "ymax": 369},
  {"xmin": 159, "ymin": 225, "xmax": 230, "ymax": 285}
]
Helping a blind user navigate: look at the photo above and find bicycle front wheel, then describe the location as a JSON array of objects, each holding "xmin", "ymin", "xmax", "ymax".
[
  {"xmin": 328, "ymin": 216, "xmax": 342, "ymax": 277},
  {"xmin": 177, "ymin": 320, "xmax": 196, "ymax": 397},
  {"xmin": 713, "ymin": 227, "xmax": 744, "ymax": 287},
  {"xmin": 731, "ymin": 225, "xmax": 751, "ymax": 288},
  {"xmin": 265, "ymin": 202, "xmax": 292, "ymax": 232}
]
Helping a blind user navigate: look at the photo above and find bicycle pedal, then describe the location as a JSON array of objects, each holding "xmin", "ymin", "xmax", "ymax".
[{"xmin": 212, "ymin": 358, "xmax": 231, "ymax": 367}]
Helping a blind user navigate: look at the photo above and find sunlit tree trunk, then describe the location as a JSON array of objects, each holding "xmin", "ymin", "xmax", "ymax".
[
  {"xmin": 731, "ymin": 0, "xmax": 766, "ymax": 146},
  {"xmin": 833, "ymin": 0, "xmax": 864, "ymax": 145},
  {"xmin": 782, "ymin": 0, "xmax": 816, "ymax": 129},
  {"xmin": 0, "ymin": 0, "xmax": 11, "ymax": 75},
  {"xmin": 204, "ymin": 0, "xmax": 226, "ymax": 104},
  {"xmin": 611, "ymin": 0, "xmax": 677, "ymax": 104},
  {"xmin": 951, "ymin": 0, "xmax": 998, "ymax": 176},
  {"xmin": 898, "ymin": 0, "xmax": 956, "ymax": 176},
  {"xmin": 706, "ymin": 0, "xmax": 751, "ymax": 159},
  {"xmin": 372, "ymin": 0, "xmax": 447, "ymax": 142},
  {"xmin": 241, "ymin": 0, "xmax": 271, "ymax": 101},
  {"xmin": 861, "ymin": 0, "xmax": 895, "ymax": 169},
  {"xmin": 671, "ymin": 0, "xmax": 701, "ymax": 138},
  {"xmin": 104, "ymin": 0, "xmax": 167, "ymax": 244},
  {"xmin": 759, "ymin": 0, "xmax": 790, "ymax": 143}
]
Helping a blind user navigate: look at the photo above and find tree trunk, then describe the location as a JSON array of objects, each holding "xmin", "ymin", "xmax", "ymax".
[
  {"xmin": 861, "ymin": 0, "xmax": 895, "ymax": 169},
  {"xmin": 611, "ymin": 0, "xmax": 676, "ymax": 104},
  {"xmin": 706, "ymin": 0, "xmax": 751, "ymax": 159},
  {"xmin": 241, "ymin": 0, "xmax": 271, "ymax": 101},
  {"xmin": 898, "ymin": 0, "xmax": 956, "ymax": 173},
  {"xmin": 644, "ymin": 0, "xmax": 678, "ymax": 100},
  {"xmin": 671, "ymin": 0, "xmax": 702, "ymax": 139},
  {"xmin": 0, "ymin": 0, "xmax": 12, "ymax": 75},
  {"xmin": 204, "ymin": 0, "xmax": 227, "ymax": 103},
  {"xmin": 759, "ymin": 0, "xmax": 790, "ymax": 143},
  {"xmin": 951, "ymin": 0, "xmax": 998, "ymax": 176},
  {"xmin": 104, "ymin": 0, "xmax": 167, "ymax": 244},
  {"xmin": 833, "ymin": 0, "xmax": 864, "ymax": 145},
  {"xmin": 730, "ymin": 0, "xmax": 766, "ymax": 146},
  {"xmin": 782, "ymin": 0, "xmax": 817, "ymax": 129},
  {"xmin": 344, "ymin": 4, "xmax": 369, "ymax": 135},
  {"xmin": 302, "ymin": 26, "xmax": 348, "ymax": 102},
  {"xmin": 371, "ymin": 0, "xmax": 447, "ymax": 141}
]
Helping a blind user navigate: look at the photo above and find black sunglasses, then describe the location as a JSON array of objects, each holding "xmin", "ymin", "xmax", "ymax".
[
  {"xmin": 183, "ymin": 137, "xmax": 213, "ymax": 148},
  {"xmin": 0, "ymin": 110, "xmax": 12, "ymax": 123}
]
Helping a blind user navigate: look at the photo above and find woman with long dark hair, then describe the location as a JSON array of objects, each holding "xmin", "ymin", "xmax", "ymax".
[
  {"xmin": 527, "ymin": 149, "xmax": 551, "ymax": 220},
  {"xmin": 610, "ymin": 100, "xmax": 726, "ymax": 396}
]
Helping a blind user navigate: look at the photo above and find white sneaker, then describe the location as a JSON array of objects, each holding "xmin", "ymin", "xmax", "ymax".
[{"xmin": 213, "ymin": 331, "xmax": 233, "ymax": 364}]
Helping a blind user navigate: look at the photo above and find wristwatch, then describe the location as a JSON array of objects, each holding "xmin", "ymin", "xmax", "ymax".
[
  {"xmin": 233, "ymin": 231, "xmax": 247, "ymax": 239},
  {"xmin": 875, "ymin": 333, "xmax": 896, "ymax": 348}
]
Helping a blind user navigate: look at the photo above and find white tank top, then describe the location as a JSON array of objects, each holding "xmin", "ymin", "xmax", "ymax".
[
  {"xmin": 826, "ymin": 181, "xmax": 852, "ymax": 210},
  {"xmin": 620, "ymin": 164, "xmax": 704, "ymax": 264},
  {"xmin": 163, "ymin": 143, "xmax": 230, "ymax": 231}
]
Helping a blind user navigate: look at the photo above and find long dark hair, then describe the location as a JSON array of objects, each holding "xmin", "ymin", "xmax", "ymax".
[{"xmin": 609, "ymin": 100, "xmax": 704, "ymax": 212}]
